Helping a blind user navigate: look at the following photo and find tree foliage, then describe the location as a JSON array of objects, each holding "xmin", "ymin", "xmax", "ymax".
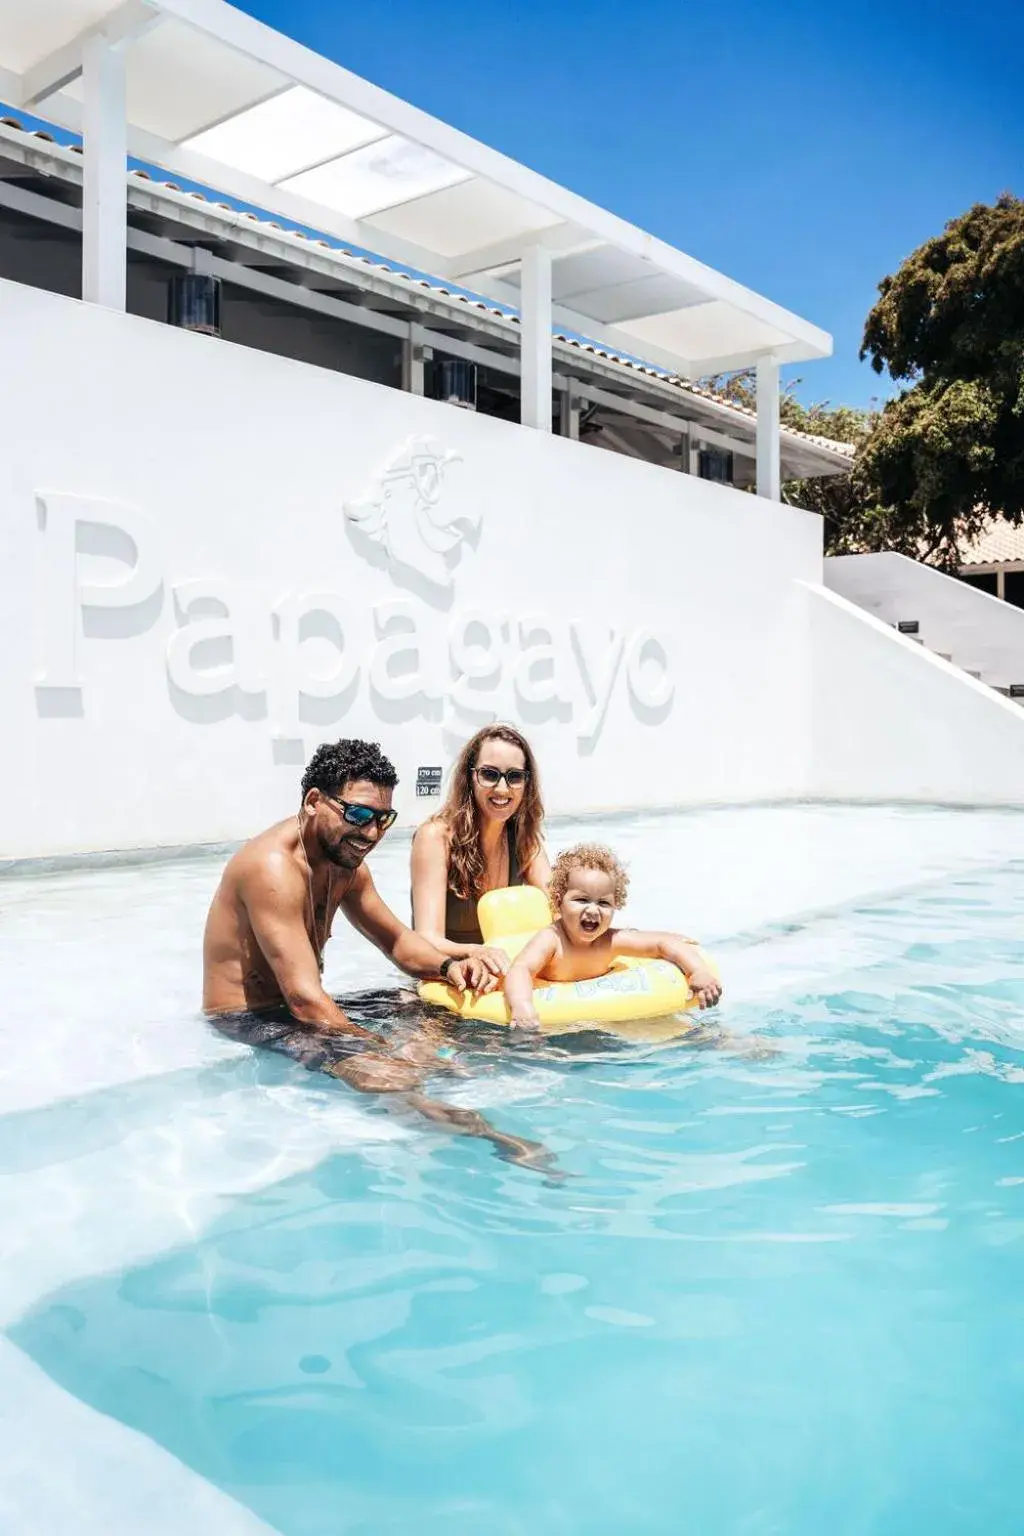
[
  {"xmin": 704, "ymin": 194, "xmax": 1024, "ymax": 566},
  {"xmin": 855, "ymin": 192, "xmax": 1024, "ymax": 566},
  {"xmin": 782, "ymin": 402, "xmax": 878, "ymax": 555}
]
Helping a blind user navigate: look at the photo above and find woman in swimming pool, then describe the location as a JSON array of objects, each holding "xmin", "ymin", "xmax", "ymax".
[{"xmin": 410, "ymin": 724, "xmax": 550, "ymax": 988}]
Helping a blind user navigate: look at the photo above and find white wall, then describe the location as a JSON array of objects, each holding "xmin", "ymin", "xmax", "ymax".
[
  {"xmin": 0, "ymin": 279, "xmax": 822, "ymax": 858},
  {"xmin": 807, "ymin": 584, "xmax": 1024, "ymax": 804},
  {"xmin": 826, "ymin": 552, "xmax": 1024, "ymax": 689}
]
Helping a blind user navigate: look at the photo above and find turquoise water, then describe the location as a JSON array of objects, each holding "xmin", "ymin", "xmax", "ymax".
[{"xmin": 8, "ymin": 859, "xmax": 1024, "ymax": 1534}]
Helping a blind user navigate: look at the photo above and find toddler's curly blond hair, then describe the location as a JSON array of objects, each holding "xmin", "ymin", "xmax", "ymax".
[{"xmin": 549, "ymin": 843, "xmax": 629, "ymax": 910}]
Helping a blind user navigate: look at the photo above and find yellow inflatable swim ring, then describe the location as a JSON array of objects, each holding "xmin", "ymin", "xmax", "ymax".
[{"xmin": 418, "ymin": 885, "xmax": 717, "ymax": 1035}]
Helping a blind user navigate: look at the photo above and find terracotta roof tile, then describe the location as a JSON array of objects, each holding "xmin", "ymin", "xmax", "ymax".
[{"xmin": 959, "ymin": 518, "xmax": 1024, "ymax": 567}]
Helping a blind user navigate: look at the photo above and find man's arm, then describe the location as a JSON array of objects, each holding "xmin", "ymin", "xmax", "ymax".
[
  {"xmin": 243, "ymin": 855, "xmax": 378, "ymax": 1038},
  {"xmin": 612, "ymin": 928, "xmax": 722, "ymax": 1009},
  {"xmin": 341, "ymin": 865, "xmax": 495, "ymax": 991}
]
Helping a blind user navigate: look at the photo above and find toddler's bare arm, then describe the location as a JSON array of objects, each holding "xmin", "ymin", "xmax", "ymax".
[
  {"xmin": 612, "ymin": 928, "xmax": 722, "ymax": 1009},
  {"xmin": 503, "ymin": 928, "xmax": 559, "ymax": 1029}
]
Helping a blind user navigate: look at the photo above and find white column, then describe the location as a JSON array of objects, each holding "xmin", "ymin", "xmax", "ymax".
[
  {"xmin": 81, "ymin": 33, "xmax": 127, "ymax": 310},
  {"xmin": 756, "ymin": 356, "xmax": 781, "ymax": 500},
  {"xmin": 520, "ymin": 244, "xmax": 552, "ymax": 431},
  {"xmin": 556, "ymin": 381, "xmax": 580, "ymax": 439},
  {"xmin": 997, "ymin": 569, "xmax": 1006, "ymax": 602},
  {"xmin": 402, "ymin": 336, "xmax": 427, "ymax": 395}
]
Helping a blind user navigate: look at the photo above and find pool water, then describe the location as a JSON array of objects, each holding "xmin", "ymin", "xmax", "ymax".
[{"xmin": 3, "ymin": 806, "xmax": 1024, "ymax": 1533}]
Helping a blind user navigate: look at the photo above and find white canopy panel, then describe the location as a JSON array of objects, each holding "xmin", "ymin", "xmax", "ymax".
[{"xmin": 0, "ymin": 0, "xmax": 832, "ymax": 377}]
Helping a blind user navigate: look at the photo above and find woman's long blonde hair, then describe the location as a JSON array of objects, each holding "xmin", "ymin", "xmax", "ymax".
[{"xmin": 437, "ymin": 724, "xmax": 545, "ymax": 901}]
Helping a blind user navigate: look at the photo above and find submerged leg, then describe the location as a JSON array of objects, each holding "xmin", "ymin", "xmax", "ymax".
[
  {"xmin": 217, "ymin": 1010, "xmax": 562, "ymax": 1176},
  {"xmin": 328, "ymin": 1055, "xmax": 562, "ymax": 1177},
  {"xmin": 404, "ymin": 1092, "xmax": 564, "ymax": 1178}
]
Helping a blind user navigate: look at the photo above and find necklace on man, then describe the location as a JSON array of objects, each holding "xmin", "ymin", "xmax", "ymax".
[{"xmin": 297, "ymin": 813, "xmax": 333, "ymax": 974}]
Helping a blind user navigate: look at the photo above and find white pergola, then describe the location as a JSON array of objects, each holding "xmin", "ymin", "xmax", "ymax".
[{"xmin": 0, "ymin": 0, "xmax": 834, "ymax": 498}]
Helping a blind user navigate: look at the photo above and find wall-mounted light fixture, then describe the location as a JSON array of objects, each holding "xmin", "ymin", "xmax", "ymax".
[
  {"xmin": 433, "ymin": 358, "xmax": 477, "ymax": 411},
  {"xmin": 168, "ymin": 250, "xmax": 221, "ymax": 337}
]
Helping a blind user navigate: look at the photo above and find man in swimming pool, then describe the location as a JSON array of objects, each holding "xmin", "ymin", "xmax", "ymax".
[{"xmin": 203, "ymin": 739, "xmax": 552, "ymax": 1171}]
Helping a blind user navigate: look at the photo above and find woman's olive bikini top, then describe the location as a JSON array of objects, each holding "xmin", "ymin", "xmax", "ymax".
[{"xmin": 443, "ymin": 821, "xmax": 523, "ymax": 947}]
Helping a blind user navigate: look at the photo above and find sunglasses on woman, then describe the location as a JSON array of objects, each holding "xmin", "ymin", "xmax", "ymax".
[
  {"xmin": 474, "ymin": 765, "xmax": 529, "ymax": 789},
  {"xmin": 323, "ymin": 795, "xmax": 398, "ymax": 833}
]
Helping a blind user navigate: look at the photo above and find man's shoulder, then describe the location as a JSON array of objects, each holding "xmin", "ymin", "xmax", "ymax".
[{"xmin": 229, "ymin": 823, "xmax": 303, "ymax": 897}]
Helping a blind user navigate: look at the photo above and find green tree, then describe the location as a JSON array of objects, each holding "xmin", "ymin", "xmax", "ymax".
[
  {"xmin": 782, "ymin": 402, "xmax": 878, "ymax": 554},
  {"xmin": 856, "ymin": 192, "xmax": 1024, "ymax": 568},
  {"xmin": 706, "ymin": 195, "xmax": 1024, "ymax": 565}
]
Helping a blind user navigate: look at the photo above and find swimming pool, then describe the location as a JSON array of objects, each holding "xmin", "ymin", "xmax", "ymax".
[{"xmin": 2, "ymin": 804, "xmax": 1024, "ymax": 1534}]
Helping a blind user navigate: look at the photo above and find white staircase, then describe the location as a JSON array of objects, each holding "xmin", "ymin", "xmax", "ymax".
[{"xmin": 825, "ymin": 552, "xmax": 1024, "ymax": 699}]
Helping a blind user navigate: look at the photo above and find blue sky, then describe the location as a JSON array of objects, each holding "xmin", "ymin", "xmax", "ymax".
[{"xmin": 236, "ymin": 0, "xmax": 1023, "ymax": 410}]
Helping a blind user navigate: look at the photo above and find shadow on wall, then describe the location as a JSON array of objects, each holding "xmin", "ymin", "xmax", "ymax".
[
  {"xmin": 34, "ymin": 687, "xmax": 84, "ymax": 720},
  {"xmin": 344, "ymin": 518, "xmax": 465, "ymax": 613},
  {"xmin": 167, "ymin": 680, "xmax": 268, "ymax": 727},
  {"xmin": 272, "ymin": 738, "xmax": 306, "ymax": 767},
  {"xmin": 34, "ymin": 579, "xmax": 167, "ymax": 720},
  {"xmin": 78, "ymin": 520, "xmax": 166, "ymax": 641},
  {"xmin": 34, "ymin": 516, "xmax": 167, "ymax": 720},
  {"xmin": 628, "ymin": 635, "xmax": 675, "ymax": 728},
  {"xmin": 516, "ymin": 693, "xmax": 573, "ymax": 728},
  {"xmin": 342, "ymin": 435, "xmax": 479, "ymax": 612}
]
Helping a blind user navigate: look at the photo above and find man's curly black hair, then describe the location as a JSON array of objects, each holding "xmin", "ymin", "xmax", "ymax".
[{"xmin": 300, "ymin": 739, "xmax": 399, "ymax": 801}]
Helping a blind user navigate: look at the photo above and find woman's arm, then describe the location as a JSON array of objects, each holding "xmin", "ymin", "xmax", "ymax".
[
  {"xmin": 410, "ymin": 820, "xmax": 511, "ymax": 978},
  {"xmin": 612, "ymin": 929, "xmax": 722, "ymax": 1009},
  {"xmin": 503, "ymin": 929, "xmax": 558, "ymax": 1030},
  {"xmin": 524, "ymin": 841, "xmax": 552, "ymax": 893},
  {"xmin": 409, "ymin": 821, "xmax": 466, "ymax": 957}
]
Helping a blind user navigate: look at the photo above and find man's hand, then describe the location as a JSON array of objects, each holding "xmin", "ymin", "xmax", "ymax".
[
  {"xmin": 315, "ymin": 1017, "xmax": 385, "ymax": 1044},
  {"xmin": 469, "ymin": 944, "xmax": 512, "ymax": 981},
  {"xmin": 445, "ymin": 956, "xmax": 498, "ymax": 994},
  {"xmin": 392, "ymin": 1035, "xmax": 448, "ymax": 1068},
  {"xmin": 687, "ymin": 964, "xmax": 722, "ymax": 1010}
]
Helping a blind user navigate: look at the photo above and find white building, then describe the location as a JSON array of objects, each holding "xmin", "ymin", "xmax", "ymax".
[
  {"xmin": 955, "ymin": 519, "xmax": 1024, "ymax": 606},
  {"xmin": 2, "ymin": 0, "xmax": 1024, "ymax": 861}
]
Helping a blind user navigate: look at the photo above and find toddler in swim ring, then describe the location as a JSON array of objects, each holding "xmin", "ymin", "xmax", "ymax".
[{"xmin": 503, "ymin": 842, "xmax": 722, "ymax": 1031}]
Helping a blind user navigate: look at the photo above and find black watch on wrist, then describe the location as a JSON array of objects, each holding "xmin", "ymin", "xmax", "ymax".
[{"xmin": 439, "ymin": 956, "xmax": 456, "ymax": 982}]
